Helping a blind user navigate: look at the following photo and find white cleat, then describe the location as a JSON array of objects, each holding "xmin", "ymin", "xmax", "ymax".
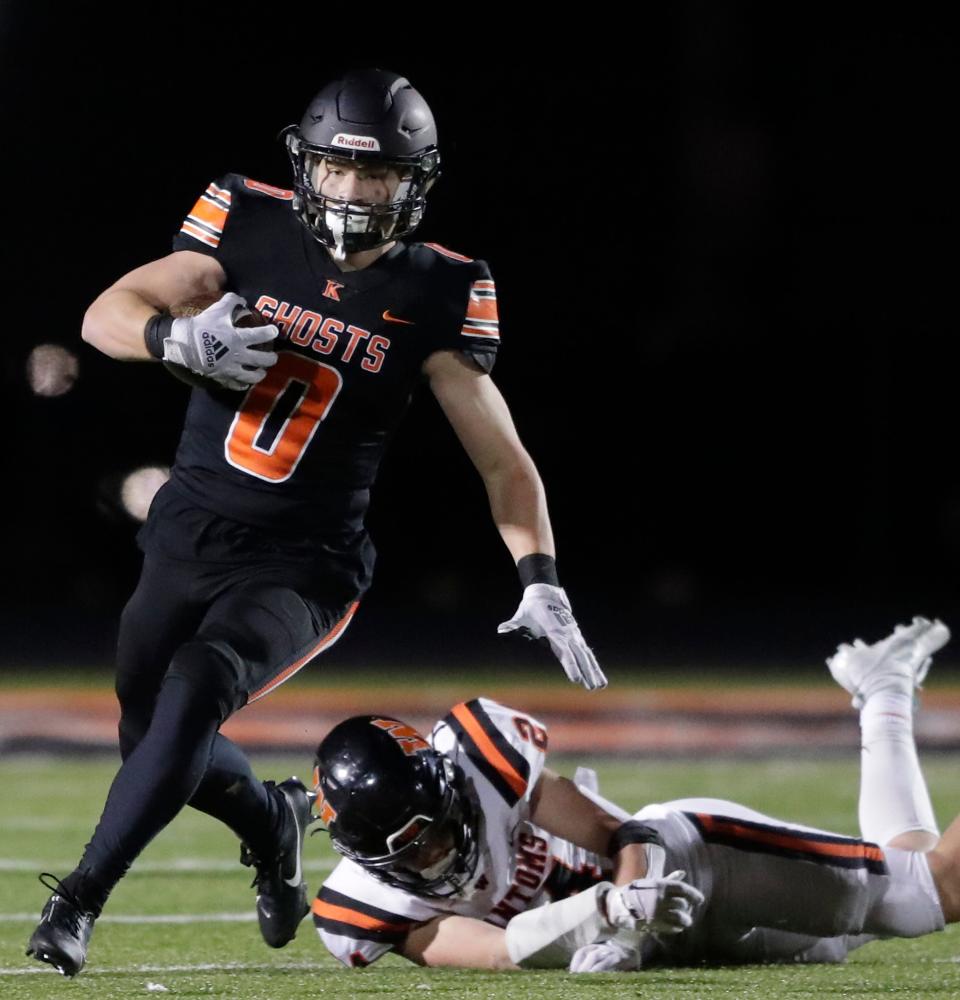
[{"xmin": 827, "ymin": 616, "xmax": 950, "ymax": 709}]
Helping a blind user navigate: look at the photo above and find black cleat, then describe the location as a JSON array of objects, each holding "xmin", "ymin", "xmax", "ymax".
[
  {"xmin": 26, "ymin": 874, "xmax": 96, "ymax": 977},
  {"xmin": 240, "ymin": 777, "xmax": 314, "ymax": 948}
]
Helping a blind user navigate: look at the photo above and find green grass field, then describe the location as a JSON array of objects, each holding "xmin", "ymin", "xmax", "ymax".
[{"xmin": 2, "ymin": 754, "xmax": 959, "ymax": 999}]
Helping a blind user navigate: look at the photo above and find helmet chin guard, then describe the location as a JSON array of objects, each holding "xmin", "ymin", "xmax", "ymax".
[{"xmin": 284, "ymin": 69, "xmax": 440, "ymax": 255}]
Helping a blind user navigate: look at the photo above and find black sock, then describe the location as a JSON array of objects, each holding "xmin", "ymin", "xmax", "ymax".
[{"xmin": 189, "ymin": 733, "xmax": 280, "ymax": 858}]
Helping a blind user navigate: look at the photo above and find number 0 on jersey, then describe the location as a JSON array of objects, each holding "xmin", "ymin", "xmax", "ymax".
[{"xmin": 225, "ymin": 353, "xmax": 343, "ymax": 482}]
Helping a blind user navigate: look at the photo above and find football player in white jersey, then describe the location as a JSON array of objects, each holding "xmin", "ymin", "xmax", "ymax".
[{"xmin": 310, "ymin": 617, "xmax": 960, "ymax": 972}]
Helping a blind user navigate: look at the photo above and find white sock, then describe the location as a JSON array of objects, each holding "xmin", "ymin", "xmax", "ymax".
[{"xmin": 858, "ymin": 691, "xmax": 939, "ymax": 846}]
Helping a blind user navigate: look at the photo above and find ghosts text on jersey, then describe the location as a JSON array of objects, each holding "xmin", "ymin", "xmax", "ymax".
[
  {"xmin": 488, "ymin": 831, "xmax": 551, "ymax": 925},
  {"xmin": 254, "ymin": 295, "xmax": 390, "ymax": 374}
]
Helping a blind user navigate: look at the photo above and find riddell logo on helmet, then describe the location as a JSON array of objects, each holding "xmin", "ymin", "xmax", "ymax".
[{"xmin": 332, "ymin": 133, "xmax": 381, "ymax": 151}]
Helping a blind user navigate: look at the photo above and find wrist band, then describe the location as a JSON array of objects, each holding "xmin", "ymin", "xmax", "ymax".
[
  {"xmin": 144, "ymin": 312, "xmax": 174, "ymax": 359},
  {"xmin": 606, "ymin": 821, "xmax": 664, "ymax": 858},
  {"xmin": 517, "ymin": 553, "xmax": 559, "ymax": 588}
]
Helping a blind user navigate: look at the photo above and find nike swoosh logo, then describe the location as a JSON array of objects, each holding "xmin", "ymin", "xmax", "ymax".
[
  {"xmin": 283, "ymin": 790, "xmax": 303, "ymax": 888},
  {"xmin": 382, "ymin": 309, "xmax": 415, "ymax": 326}
]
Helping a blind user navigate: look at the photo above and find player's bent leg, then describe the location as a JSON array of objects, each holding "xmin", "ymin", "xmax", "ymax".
[
  {"xmin": 924, "ymin": 814, "xmax": 960, "ymax": 923},
  {"xmin": 26, "ymin": 643, "xmax": 228, "ymax": 976},
  {"xmin": 188, "ymin": 586, "xmax": 357, "ymax": 845},
  {"xmin": 184, "ymin": 583, "xmax": 357, "ymax": 948},
  {"xmin": 715, "ymin": 927, "xmax": 873, "ymax": 965},
  {"xmin": 828, "ymin": 618, "xmax": 948, "ymax": 849},
  {"xmin": 676, "ymin": 803, "xmax": 895, "ymax": 940},
  {"xmin": 862, "ymin": 846, "xmax": 945, "ymax": 937},
  {"xmin": 77, "ymin": 642, "xmax": 233, "ymax": 890},
  {"xmin": 114, "ymin": 552, "xmax": 208, "ymax": 760},
  {"xmin": 680, "ymin": 800, "xmax": 946, "ymax": 945}
]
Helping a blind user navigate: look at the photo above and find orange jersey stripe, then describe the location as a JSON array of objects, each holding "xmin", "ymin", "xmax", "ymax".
[
  {"xmin": 243, "ymin": 178, "xmax": 294, "ymax": 200},
  {"xmin": 179, "ymin": 221, "xmax": 219, "ymax": 248},
  {"xmin": 694, "ymin": 814, "xmax": 886, "ymax": 863},
  {"xmin": 450, "ymin": 702, "xmax": 526, "ymax": 799},
  {"xmin": 248, "ymin": 601, "xmax": 359, "ymax": 702},
  {"xmin": 188, "ymin": 196, "xmax": 229, "ymax": 232},
  {"xmin": 312, "ymin": 897, "xmax": 411, "ymax": 933},
  {"xmin": 424, "ymin": 242, "xmax": 474, "ymax": 262},
  {"xmin": 461, "ymin": 324, "xmax": 500, "ymax": 339},
  {"xmin": 206, "ymin": 182, "xmax": 232, "ymax": 203},
  {"xmin": 465, "ymin": 298, "xmax": 498, "ymax": 323}
]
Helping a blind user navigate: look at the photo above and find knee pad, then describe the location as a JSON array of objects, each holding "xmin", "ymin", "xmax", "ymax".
[{"xmin": 164, "ymin": 640, "xmax": 246, "ymax": 723}]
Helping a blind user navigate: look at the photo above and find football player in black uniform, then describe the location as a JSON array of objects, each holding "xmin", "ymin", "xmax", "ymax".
[{"xmin": 26, "ymin": 69, "xmax": 604, "ymax": 977}]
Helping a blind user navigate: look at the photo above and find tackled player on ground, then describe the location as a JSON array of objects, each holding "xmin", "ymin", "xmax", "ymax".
[{"xmin": 309, "ymin": 617, "xmax": 959, "ymax": 972}]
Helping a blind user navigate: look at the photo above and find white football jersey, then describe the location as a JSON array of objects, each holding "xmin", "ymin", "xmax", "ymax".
[{"xmin": 312, "ymin": 698, "xmax": 605, "ymax": 967}]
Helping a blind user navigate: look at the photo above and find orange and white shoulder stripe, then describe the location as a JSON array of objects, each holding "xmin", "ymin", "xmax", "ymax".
[
  {"xmin": 179, "ymin": 181, "xmax": 233, "ymax": 249},
  {"xmin": 424, "ymin": 242, "xmax": 474, "ymax": 263},
  {"xmin": 442, "ymin": 698, "xmax": 530, "ymax": 805},
  {"xmin": 243, "ymin": 178, "xmax": 294, "ymax": 200},
  {"xmin": 312, "ymin": 886, "xmax": 420, "ymax": 944},
  {"xmin": 461, "ymin": 279, "xmax": 499, "ymax": 340}
]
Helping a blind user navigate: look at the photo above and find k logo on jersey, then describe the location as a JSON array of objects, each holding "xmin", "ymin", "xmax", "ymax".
[{"xmin": 370, "ymin": 718, "xmax": 431, "ymax": 756}]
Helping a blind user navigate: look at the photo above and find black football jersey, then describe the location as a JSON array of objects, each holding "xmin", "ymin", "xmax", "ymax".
[{"xmin": 163, "ymin": 174, "xmax": 500, "ymax": 595}]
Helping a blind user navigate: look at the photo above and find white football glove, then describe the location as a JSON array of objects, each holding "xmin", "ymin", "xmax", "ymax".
[
  {"xmin": 498, "ymin": 583, "xmax": 607, "ymax": 690},
  {"xmin": 163, "ymin": 292, "xmax": 278, "ymax": 390},
  {"xmin": 604, "ymin": 871, "xmax": 704, "ymax": 935},
  {"xmin": 569, "ymin": 937, "xmax": 640, "ymax": 973}
]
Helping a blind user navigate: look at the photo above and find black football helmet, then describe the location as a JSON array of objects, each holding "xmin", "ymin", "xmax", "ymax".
[
  {"xmin": 284, "ymin": 69, "xmax": 441, "ymax": 257},
  {"xmin": 313, "ymin": 715, "xmax": 480, "ymax": 898}
]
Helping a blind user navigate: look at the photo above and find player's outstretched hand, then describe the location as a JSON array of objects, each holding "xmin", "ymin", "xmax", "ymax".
[
  {"xmin": 163, "ymin": 292, "xmax": 278, "ymax": 390},
  {"xmin": 604, "ymin": 871, "xmax": 704, "ymax": 935},
  {"xmin": 498, "ymin": 583, "xmax": 607, "ymax": 691},
  {"xmin": 569, "ymin": 938, "xmax": 639, "ymax": 973}
]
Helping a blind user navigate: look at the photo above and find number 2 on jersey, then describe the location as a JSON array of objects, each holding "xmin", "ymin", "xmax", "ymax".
[
  {"xmin": 513, "ymin": 716, "xmax": 548, "ymax": 750},
  {"xmin": 225, "ymin": 352, "xmax": 342, "ymax": 482}
]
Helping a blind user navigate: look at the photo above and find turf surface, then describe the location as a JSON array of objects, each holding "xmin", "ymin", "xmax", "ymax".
[{"xmin": 1, "ymin": 754, "xmax": 958, "ymax": 998}]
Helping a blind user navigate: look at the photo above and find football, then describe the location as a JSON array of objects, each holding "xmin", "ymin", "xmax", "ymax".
[{"xmin": 162, "ymin": 293, "xmax": 273, "ymax": 390}]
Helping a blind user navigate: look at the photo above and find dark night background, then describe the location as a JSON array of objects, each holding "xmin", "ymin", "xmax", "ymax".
[{"xmin": 1, "ymin": 6, "xmax": 957, "ymax": 676}]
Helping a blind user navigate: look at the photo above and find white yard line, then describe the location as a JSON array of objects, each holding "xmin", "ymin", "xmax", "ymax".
[
  {"xmin": 0, "ymin": 858, "xmax": 334, "ymax": 873},
  {"xmin": 2, "ymin": 912, "xmax": 255, "ymax": 923},
  {"xmin": 1, "ymin": 960, "xmax": 320, "ymax": 976}
]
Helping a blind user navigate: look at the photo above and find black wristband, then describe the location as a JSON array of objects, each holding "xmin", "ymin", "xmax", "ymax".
[
  {"xmin": 517, "ymin": 553, "xmax": 559, "ymax": 588},
  {"xmin": 606, "ymin": 821, "xmax": 664, "ymax": 858},
  {"xmin": 144, "ymin": 312, "xmax": 174, "ymax": 360}
]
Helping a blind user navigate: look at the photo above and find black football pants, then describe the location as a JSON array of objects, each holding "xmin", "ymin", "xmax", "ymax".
[{"xmin": 76, "ymin": 547, "xmax": 356, "ymax": 902}]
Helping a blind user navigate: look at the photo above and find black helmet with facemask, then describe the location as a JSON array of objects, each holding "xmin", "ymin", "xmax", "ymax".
[
  {"xmin": 284, "ymin": 69, "xmax": 441, "ymax": 258},
  {"xmin": 313, "ymin": 715, "xmax": 481, "ymax": 898}
]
